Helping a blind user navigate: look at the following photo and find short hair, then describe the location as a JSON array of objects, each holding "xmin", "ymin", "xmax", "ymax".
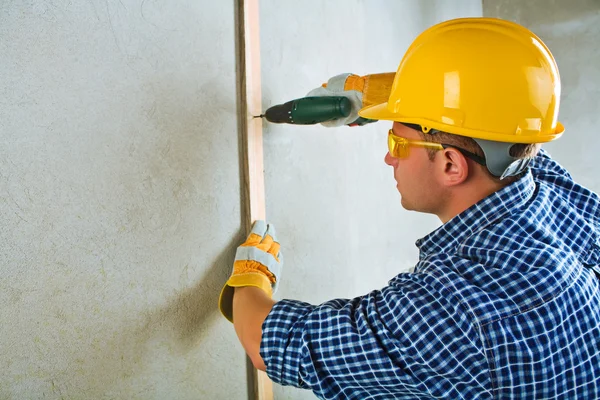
[{"xmin": 417, "ymin": 130, "xmax": 541, "ymax": 184}]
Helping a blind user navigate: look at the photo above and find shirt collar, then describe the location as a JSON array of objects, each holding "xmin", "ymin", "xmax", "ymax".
[{"xmin": 416, "ymin": 171, "xmax": 536, "ymax": 257}]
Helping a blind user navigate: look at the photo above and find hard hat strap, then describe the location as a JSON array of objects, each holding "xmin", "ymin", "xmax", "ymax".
[{"xmin": 473, "ymin": 138, "xmax": 532, "ymax": 179}]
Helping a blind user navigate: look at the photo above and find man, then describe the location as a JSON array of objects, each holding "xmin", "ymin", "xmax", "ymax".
[{"xmin": 219, "ymin": 17, "xmax": 600, "ymax": 399}]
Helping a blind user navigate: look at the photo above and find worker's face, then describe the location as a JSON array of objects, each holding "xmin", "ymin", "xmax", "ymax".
[{"xmin": 384, "ymin": 122, "xmax": 442, "ymax": 213}]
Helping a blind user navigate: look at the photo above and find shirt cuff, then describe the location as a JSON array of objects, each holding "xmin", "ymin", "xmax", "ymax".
[{"xmin": 259, "ymin": 299, "xmax": 315, "ymax": 388}]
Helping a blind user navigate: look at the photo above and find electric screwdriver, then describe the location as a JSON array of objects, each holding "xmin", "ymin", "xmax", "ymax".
[{"xmin": 257, "ymin": 96, "xmax": 365, "ymax": 125}]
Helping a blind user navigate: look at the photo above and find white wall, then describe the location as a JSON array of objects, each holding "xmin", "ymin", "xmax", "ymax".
[
  {"xmin": 0, "ymin": 1, "xmax": 482, "ymax": 399},
  {"xmin": 1, "ymin": 1, "xmax": 246, "ymax": 398}
]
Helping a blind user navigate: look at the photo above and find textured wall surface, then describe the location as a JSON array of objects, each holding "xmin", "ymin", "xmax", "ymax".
[
  {"xmin": 0, "ymin": 0, "xmax": 486, "ymax": 399},
  {"xmin": 0, "ymin": 1, "xmax": 246, "ymax": 398},
  {"xmin": 484, "ymin": 0, "xmax": 600, "ymax": 192},
  {"xmin": 260, "ymin": 1, "xmax": 481, "ymax": 399}
]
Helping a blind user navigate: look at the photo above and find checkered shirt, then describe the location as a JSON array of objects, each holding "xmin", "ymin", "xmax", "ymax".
[{"xmin": 260, "ymin": 150, "xmax": 600, "ymax": 399}]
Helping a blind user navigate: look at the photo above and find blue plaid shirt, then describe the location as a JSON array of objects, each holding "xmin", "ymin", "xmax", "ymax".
[{"xmin": 260, "ymin": 150, "xmax": 600, "ymax": 399}]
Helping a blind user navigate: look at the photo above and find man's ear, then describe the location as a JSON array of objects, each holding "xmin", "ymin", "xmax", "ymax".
[{"xmin": 439, "ymin": 148, "xmax": 469, "ymax": 186}]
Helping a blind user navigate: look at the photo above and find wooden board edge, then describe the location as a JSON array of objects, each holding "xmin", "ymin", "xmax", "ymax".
[{"xmin": 236, "ymin": 0, "xmax": 273, "ymax": 399}]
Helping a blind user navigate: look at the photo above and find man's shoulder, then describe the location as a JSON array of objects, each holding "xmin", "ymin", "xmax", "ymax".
[
  {"xmin": 529, "ymin": 147, "xmax": 573, "ymax": 180},
  {"xmin": 407, "ymin": 232, "xmax": 582, "ymax": 326}
]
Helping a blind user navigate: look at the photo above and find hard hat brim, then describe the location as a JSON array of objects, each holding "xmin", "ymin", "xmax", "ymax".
[
  {"xmin": 358, "ymin": 102, "xmax": 396, "ymax": 121},
  {"xmin": 359, "ymin": 102, "xmax": 564, "ymax": 144}
]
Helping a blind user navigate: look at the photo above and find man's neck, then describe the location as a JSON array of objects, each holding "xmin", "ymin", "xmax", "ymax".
[{"xmin": 437, "ymin": 179, "xmax": 505, "ymax": 224}]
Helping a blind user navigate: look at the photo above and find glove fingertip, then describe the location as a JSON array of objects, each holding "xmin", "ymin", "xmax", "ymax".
[
  {"xmin": 265, "ymin": 223, "xmax": 277, "ymax": 240},
  {"xmin": 250, "ymin": 220, "xmax": 267, "ymax": 237}
]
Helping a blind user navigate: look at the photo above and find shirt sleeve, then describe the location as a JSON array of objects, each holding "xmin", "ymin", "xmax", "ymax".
[{"xmin": 259, "ymin": 273, "xmax": 493, "ymax": 399}]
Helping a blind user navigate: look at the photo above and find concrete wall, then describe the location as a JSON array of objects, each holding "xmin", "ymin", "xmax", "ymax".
[
  {"xmin": 483, "ymin": 0, "xmax": 600, "ymax": 192},
  {"xmin": 0, "ymin": 1, "xmax": 482, "ymax": 399},
  {"xmin": 1, "ymin": 1, "xmax": 246, "ymax": 398}
]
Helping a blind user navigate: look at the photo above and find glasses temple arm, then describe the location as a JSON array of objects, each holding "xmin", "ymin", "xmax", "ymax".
[{"xmin": 441, "ymin": 144, "xmax": 487, "ymax": 166}]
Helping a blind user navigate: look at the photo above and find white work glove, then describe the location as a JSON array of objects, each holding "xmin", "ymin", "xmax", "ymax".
[
  {"xmin": 218, "ymin": 220, "xmax": 283, "ymax": 322},
  {"xmin": 306, "ymin": 73, "xmax": 364, "ymax": 127},
  {"xmin": 307, "ymin": 72, "xmax": 396, "ymax": 127}
]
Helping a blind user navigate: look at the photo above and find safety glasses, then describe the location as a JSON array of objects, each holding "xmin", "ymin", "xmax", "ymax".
[
  {"xmin": 388, "ymin": 129, "xmax": 444, "ymax": 158},
  {"xmin": 387, "ymin": 129, "xmax": 486, "ymax": 166}
]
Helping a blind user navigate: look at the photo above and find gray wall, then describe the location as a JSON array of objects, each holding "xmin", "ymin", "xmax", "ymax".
[
  {"xmin": 484, "ymin": 0, "xmax": 600, "ymax": 192},
  {"xmin": 0, "ymin": 1, "xmax": 505, "ymax": 399},
  {"xmin": 1, "ymin": 1, "xmax": 246, "ymax": 398}
]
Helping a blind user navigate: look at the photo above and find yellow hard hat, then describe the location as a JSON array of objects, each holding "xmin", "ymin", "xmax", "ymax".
[{"xmin": 359, "ymin": 18, "xmax": 564, "ymax": 144}]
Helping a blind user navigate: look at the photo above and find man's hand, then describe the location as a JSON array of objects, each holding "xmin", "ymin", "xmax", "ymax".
[
  {"xmin": 306, "ymin": 72, "xmax": 396, "ymax": 127},
  {"xmin": 219, "ymin": 220, "xmax": 282, "ymax": 322}
]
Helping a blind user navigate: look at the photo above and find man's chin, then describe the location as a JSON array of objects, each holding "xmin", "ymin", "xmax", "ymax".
[{"xmin": 400, "ymin": 196, "xmax": 412, "ymax": 211}]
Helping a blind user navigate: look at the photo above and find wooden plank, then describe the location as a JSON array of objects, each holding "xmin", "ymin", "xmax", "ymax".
[
  {"xmin": 238, "ymin": 1, "xmax": 266, "ymax": 226},
  {"xmin": 235, "ymin": 0, "xmax": 273, "ymax": 399}
]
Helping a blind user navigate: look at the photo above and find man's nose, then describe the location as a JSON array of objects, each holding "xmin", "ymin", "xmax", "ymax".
[{"xmin": 384, "ymin": 151, "xmax": 395, "ymax": 166}]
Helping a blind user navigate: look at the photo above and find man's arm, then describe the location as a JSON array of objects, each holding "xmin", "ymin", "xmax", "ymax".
[
  {"xmin": 233, "ymin": 286, "xmax": 275, "ymax": 371},
  {"xmin": 218, "ymin": 220, "xmax": 281, "ymax": 369}
]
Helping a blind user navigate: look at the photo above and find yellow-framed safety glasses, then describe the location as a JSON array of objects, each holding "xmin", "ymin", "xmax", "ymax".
[
  {"xmin": 387, "ymin": 129, "xmax": 443, "ymax": 158},
  {"xmin": 387, "ymin": 129, "xmax": 487, "ymax": 166}
]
